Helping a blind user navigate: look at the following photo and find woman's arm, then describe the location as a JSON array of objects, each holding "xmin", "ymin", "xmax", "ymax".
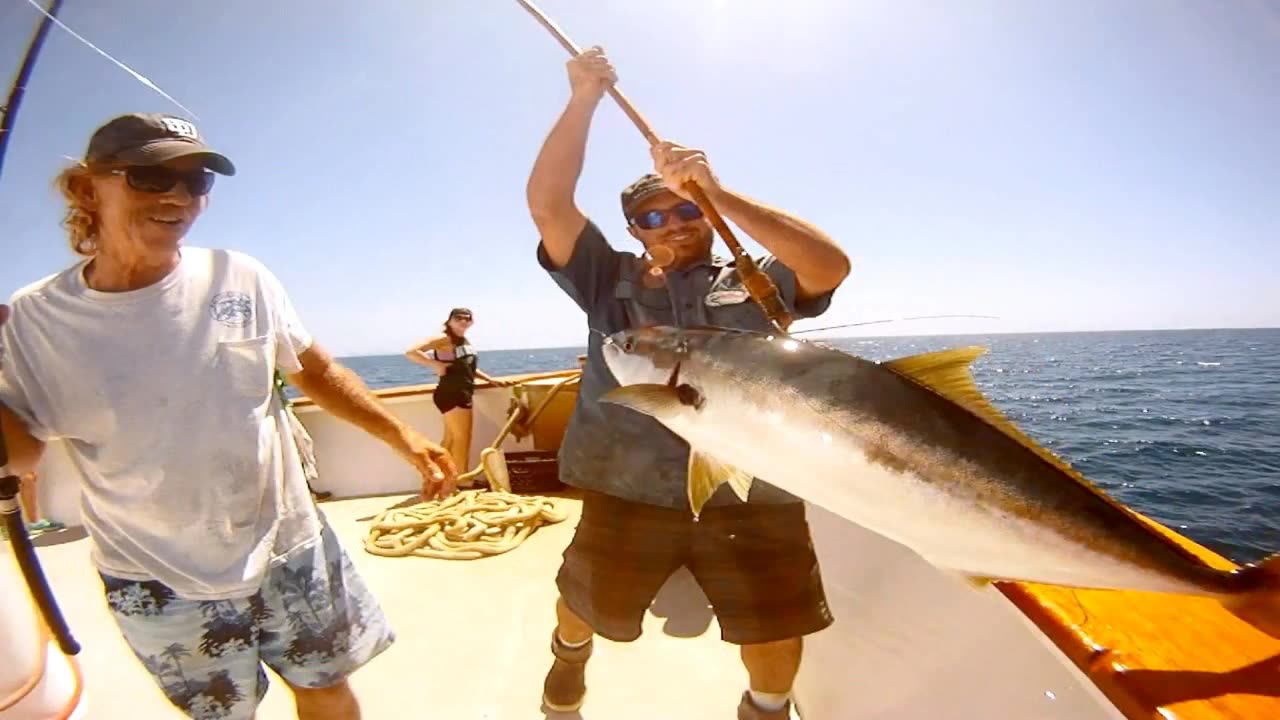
[
  {"xmin": 474, "ymin": 368, "xmax": 511, "ymax": 387},
  {"xmin": 404, "ymin": 335, "xmax": 450, "ymax": 376}
]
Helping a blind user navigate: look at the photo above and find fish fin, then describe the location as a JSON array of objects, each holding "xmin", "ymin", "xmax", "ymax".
[
  {"xmin": 1221, "ymin": 553, "xmax": 1280, "ymax": 639},
  {"xmin": 688, "ymin": 449, "xmax": 753, "ymax": 515},
  {"xmin": 885, "ymin": 348, "xmax": 1241, "ymax": 571},
  {"xmin": 882, "ymin": 347, "xmax": 1112, "ymax": 498},
  {"xmin": 600, "ymin": 383, "xmax": 683, "ymax": 418},
  {"xmin": 882, "ymin": 347, "xmax": 1001, "ymax": 420}
]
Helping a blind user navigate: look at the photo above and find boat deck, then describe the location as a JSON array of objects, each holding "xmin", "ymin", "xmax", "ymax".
[
  {"xmin": 25, "ymin": 489, "xmax": 1143, "ymax": 720},
  {"xmin": 19, "ymin": 371, "xmax": 1279, "ymax": 719},
  {"xmin": 28, "ymin": 492, "xmax": 750, "ymax": 719}
]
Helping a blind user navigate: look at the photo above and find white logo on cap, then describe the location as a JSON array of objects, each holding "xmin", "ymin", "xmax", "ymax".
[{"xmin": 161, "ymin": 118, "xmax": 199, "ymax": 140}]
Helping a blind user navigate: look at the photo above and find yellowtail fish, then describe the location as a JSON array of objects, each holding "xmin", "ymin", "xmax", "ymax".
[{"xmin": 600, "ymin": 326, "xmax": 1280, "ymax": 638}]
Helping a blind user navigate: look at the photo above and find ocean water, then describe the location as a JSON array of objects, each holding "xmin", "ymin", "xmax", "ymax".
[{"xmin": 337, "ymin": 328, "xmax": 1280, "ymax": 564}]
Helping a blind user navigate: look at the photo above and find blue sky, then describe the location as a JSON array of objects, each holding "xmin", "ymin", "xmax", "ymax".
[{"xmin": 2, "ymin": 0, "xmax": 1277, "ymax": 356}]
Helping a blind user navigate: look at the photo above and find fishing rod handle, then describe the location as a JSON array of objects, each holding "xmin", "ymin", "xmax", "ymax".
[
  {"xmin": 0, "ymin": 475, "xmax": 82, "ymax": 656},
  {"xmin": 739, "ymin": 269, "xmax": 793, "ymax": 332},
  {"xmin": 606, "ymin": 87, "xmax": 660, "ymax": 146},
  {"xmin": 684, "ymin": 182, "xmax": 794, "ymax": 331}
]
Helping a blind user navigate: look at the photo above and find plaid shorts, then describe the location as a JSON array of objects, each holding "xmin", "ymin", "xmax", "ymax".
[
  {"xmin": 100, "ymin": 517, "xmax": 394, "ymax": 720},
  {"xmin": 556, "ymin": 490, "xmax": 834, "ymax": 645}
]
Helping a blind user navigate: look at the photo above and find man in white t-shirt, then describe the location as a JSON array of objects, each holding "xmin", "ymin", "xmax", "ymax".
[{"xmin": 0, "ymin": 113, "xmax": 457, "ymax": 720}]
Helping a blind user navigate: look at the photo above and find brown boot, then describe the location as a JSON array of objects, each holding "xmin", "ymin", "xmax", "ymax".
[
  {"xmin": 542, "ymin": 630, "xmax": 592, "ymax": 712},
  {"xmin": 737, "ymin": 691, "xmax": 797, "ymax": 719}
]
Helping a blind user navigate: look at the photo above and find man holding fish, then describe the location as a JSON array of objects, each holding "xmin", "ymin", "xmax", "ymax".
[{"xmin": 526, "ymin": 46, "xmax": 852, "ymax": 718}]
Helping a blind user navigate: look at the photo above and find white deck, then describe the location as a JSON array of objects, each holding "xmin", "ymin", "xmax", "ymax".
[
  {"xmin": 10, "ymin": 379, "xmax": 1131, "ymax": 719},
  {"xmin": 20, "ymin": 493, "xmax": 755, "ymax": 719},
  {"xmin": 13, "ymin": 492, "xmax": 1129, "ymax": 720}
]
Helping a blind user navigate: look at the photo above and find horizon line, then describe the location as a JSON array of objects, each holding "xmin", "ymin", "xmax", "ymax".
[{"xmin": 340, "ymin": 324, "xmax": 1280, "ymax": 359}]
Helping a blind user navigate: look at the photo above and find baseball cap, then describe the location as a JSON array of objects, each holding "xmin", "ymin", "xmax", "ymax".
[
  {"xmin": 620, "ymin": 173, "xmax": 673, "ymax": 215},
  {"xmin": 449, "ymin": 307, "xmax": 474, "ymax": 320},
  {"xmin": 84, "ymin": 113, "xmax": 236, "ymax": 175}
]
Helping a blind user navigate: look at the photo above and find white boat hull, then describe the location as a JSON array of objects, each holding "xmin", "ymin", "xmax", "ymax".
[{"xmin": 793, "ymin": 501, "xmax": 1125, "ymax": 718}]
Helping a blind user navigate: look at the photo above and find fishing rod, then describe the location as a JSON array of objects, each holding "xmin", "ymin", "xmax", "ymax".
[
  {"xmin": 2, "ymin": 0, "xmax": 200, "ymax": 184},
  {"xmin": 0, "ymin": 0, "xmax": 81, "ymax": 656},
  {"xmin": 0, "ymin": 416, "xmax": 81, "ymax": 656},
  {"xmin": 514, "ymin": 0, "xmax": 794, "ymax": 333},
  {"xmin": 0, "ymin": 0, "xmax": 64, "ymax": 182}
]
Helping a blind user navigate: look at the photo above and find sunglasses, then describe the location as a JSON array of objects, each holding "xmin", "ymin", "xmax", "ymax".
[
  {"xmin": 628, "ymin": 201, "xmax": 704, "ymax": 230},
  {"xmin": 108, "ymin": 165, "xmax": 217, "ymax": 196}
]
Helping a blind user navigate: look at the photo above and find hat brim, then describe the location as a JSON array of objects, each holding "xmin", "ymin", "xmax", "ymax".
[{"xmin": 115, "ymin": 140, "xmax": 237, "ymax": 176}]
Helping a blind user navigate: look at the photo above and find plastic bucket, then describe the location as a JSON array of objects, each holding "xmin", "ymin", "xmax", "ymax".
[{"xmin": 0, "ymin": 540, "xmax": 84, "ymax": 719}]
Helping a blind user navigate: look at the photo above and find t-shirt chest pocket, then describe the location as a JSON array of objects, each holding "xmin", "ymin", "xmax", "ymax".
[{"xmin": 215, "ymin": 335, "xmax": 274, "ymax": 402}]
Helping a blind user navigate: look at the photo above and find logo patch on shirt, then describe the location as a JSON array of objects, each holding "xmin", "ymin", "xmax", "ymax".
[
  {"xmin": 704, "ymin": 289, "xmax": 751, "ymax": 307},
  {"xmin": 210, "ymin": 292, "xmax": 253, "ymax": 328}
]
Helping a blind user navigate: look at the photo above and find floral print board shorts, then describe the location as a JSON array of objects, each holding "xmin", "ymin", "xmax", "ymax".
[{"xmin": 99, "ymin": 519, "xmax": 395, "ymax": 720}]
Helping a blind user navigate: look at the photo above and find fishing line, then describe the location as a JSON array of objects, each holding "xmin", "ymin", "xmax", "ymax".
[
  {"xmin": 22, "ymin": 0, "xmax": 200, "ymax": 119},
  {"xmin": 588, "ymin": 316, "xmax": 998, "ymax": 340},
  {"xmin": 791, "ymin": 314, "xmax": 1001, "ymax": 335}
]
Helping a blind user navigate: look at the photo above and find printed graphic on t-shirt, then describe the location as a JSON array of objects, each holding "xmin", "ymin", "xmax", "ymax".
[{"xmin": 210, "ymin": 292, "xmax": 253, "ymax": 328}]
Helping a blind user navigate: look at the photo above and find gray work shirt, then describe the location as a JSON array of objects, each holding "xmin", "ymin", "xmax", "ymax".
[{"xmin": 537, "ymin": 220, "xmax": 837, "ymax": 511}]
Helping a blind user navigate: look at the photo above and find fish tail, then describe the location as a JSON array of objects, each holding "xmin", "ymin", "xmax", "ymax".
[{"xmin": 1221, "ymin": 553, "xmax": 1280, "ymax": 639}]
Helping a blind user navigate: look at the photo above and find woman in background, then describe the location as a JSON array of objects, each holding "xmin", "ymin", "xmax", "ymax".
[{"xmin": 405, "ymin": 308, "xmax": 510, "ymax": 482}]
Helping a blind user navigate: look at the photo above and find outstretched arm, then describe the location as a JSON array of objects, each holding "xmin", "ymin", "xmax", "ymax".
[
  {"xmin": 527, "ymin": 47, "xmax": 617, "ymax": 269},
  {"xmin": 288, "ymin": 343, "xmax": 457, "ymax": 498}
]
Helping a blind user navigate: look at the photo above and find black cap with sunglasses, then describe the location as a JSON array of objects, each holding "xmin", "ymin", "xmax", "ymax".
[
  {"xmin": 84, "ymin": 114, "xmax": 235, "ymax": 197},
  {"xmin": 86, "ymin": 113, "xmax": 236, "ymax": 175}
]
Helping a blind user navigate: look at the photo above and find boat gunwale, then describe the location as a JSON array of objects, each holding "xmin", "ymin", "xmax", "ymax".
[{"xmin": 287, "ymin": 368, "xmax": 582, "ymax": 410}]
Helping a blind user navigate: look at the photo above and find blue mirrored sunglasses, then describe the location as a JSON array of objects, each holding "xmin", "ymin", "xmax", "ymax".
[{"xmin": 628, "ymin": 201, "xmax": 703, "ymax": 230}]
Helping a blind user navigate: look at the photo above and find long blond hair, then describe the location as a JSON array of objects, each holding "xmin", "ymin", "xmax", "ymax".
[{"xmin": 54, "ymin": 162, "xmax": 100, "ymax": 257}]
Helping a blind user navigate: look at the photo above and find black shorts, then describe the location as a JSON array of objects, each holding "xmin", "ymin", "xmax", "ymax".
[
  {"xmin": 433, "ymin": 388, "xmax": 473, "ymax": 414},
  {"xmin": 555, "ymin": 490, "xmax": 834, "ymax": 645}
]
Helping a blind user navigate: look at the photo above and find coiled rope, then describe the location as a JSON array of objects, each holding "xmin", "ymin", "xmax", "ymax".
[{"xmin": 364, "ymin": 489, "xmax": 567, "ymax": 560}]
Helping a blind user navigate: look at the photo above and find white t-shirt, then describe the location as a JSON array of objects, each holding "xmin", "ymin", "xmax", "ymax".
[{"xmin": 0, "ymin": 247, "xmax": 323, "ymax": 600}]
